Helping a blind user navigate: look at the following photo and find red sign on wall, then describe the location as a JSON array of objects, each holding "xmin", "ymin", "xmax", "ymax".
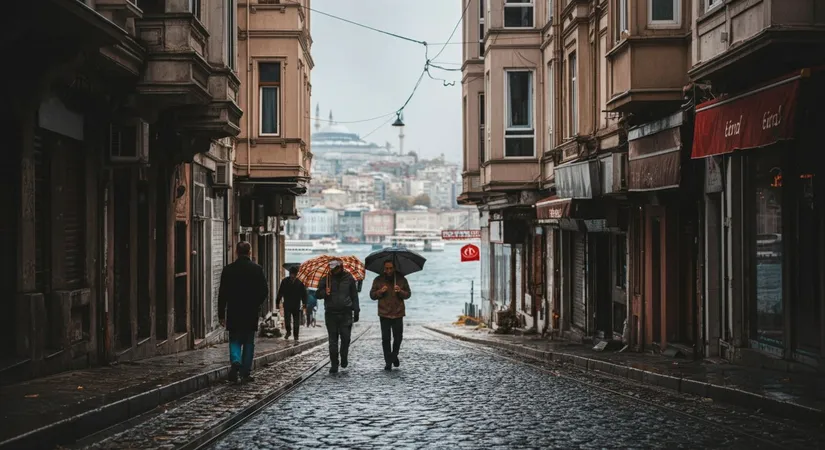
[
  {"xmin": 691, "ymin": 73, "xmax": 801, "ymax": 159},
  {"xmin": 460, "ymin": 244, "xmax": 480, "ymax": 262}
]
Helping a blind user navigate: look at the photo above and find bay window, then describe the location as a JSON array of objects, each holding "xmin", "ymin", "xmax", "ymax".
[
  {"xmin": 616, "ymin": 0, "xmax": 628, "ymax": 41},
  {"xmin": 648, "ymin": 0, "xmax": 680, "ymax": 26},
  {"xmin": 505, "ymin": 70, "xmax": 535, "ymax": 158},
  {"xmin": 479, "ymin": 0, "xmax": 486, "ymax": 57},
  {"xmin": 504, "ymin": 0, "xmax": 534, "ymax": 28},
  {"xmin": 259, "ymin": 62, "xmax": 281, "ymax": 136}
]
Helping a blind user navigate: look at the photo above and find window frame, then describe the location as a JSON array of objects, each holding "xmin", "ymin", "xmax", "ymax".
[
  {"xmin": 479, "ymin": 0, "xmax": 486, "ymax": 58},
  {"xmin": 616, "ymin": 0, "xmax": 629, "ymax": 41},
  {"xmin": 226, "ymin": 0, "xmax": 236, "ymax": 70},
  {"xmin": 479, "ymin": 92, "xmax": 486, "ymax": 165},
  {"xmin": 504, "ymin": 69, "xmax": 536, "ymax": 159},
  {"xmin": 647, "ymin": 0, "xmax": 681, "ymax": 28},
  {"xmin": 189, "ymin": 0, "xmax": 201, "ymax": 20},
  {"xmin": 568, "ymin": 52, "xmax": 578, "ymax": 137},
  {"xmin": 547, "ymin": 0, "xmax": 553, "ymax": 23},
  {"xmin": 705, "ymin": 0, "xmax": 722, "ymax": 13},
  {"xmin": 504, "ymin": 0, "xmax": 535, "ymax": 29},
  {"xmin": 258, "ymin": 62, "xmax": 282, "ymax": 137}
]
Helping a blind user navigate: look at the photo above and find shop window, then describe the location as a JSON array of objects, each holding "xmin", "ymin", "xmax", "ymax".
[{"xmin": 752, "ymin": 151, "xmax": 783, "ymax": 347}]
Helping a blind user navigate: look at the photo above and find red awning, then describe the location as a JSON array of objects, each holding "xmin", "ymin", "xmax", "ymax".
[
  {"xmin": 536, "ymin": 197, "xmax": 571, "ymax": 221},
  {"xmin": 691, "ymin": 70, "xmax": 804, "ymax": 159}
]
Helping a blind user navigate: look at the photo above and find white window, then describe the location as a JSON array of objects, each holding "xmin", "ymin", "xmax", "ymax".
[
  {"xmin": 227, "ymin": 0, "xmax": 236, "ymax": 70},
  {"xmin": 479, "ymin": 0, "xmax": 486, "ymax": 57},
  {"xmin": 479, "ymin": 93, "xmax": 486, "ymax": 164},
  {"xmin": 189, "ymin": 0, "xmax": 201, "ymax": 19},
  {"xmin": 547, "ymin": 0, "xmax": 553, "ymax": 23},
  {"xmin": 504, "ymin": 0, "xmax": 534, "ymax": 28},
  {"xmin": 505, "ymin": 70, "xmax": 535, "ymax": 158},
  {"xmin": 616, "ymin": 0, "xmax": 628, "ymax": 41},
  {"xmin": 705, "ymin": 0, "xmax": 721, "ymax": 12},
  {"xmin": 648, "ymin": 0, "xmax": 680, "ymax": 27},
  {"xmin": 569, "ymin": 53, "xmax": 578, "ymax": 136},
  {"xmin": 547, "ymin": 64, "xmax": 554, "ymax": 148},
  {"xmin": 259, "ymin": 62, "xmax": 281, "ymax": 136}
]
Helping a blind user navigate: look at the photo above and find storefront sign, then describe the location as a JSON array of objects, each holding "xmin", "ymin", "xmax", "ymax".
[
  {"xmin": 691, "ymin": 72, "xmax": 802, "ymax": 159},
  {"xmin": 536, "ymin": 197, "xmax": 572, "ymax": 220},
  {"xmin": 442, "ymin": 229, "xmax": 481, "ymax": 240},
  {"xmin": 460, "ymin": 244, "xmax": 480, "ymax": 262}
]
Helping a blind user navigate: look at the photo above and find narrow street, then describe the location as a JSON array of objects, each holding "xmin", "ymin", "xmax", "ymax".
[{"xmin": 198, "ymin": 327, "xmax": 821, "ymax": 450}]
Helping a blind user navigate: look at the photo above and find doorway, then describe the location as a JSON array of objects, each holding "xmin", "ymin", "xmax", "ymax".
[
  {"xmin": 113, "ymin": 169, "xmax": 132, "ymax": 352},
  {"xmin": 191, "ymin": 219, "xmax": 205, "ymax": 340},
  {"xmin": 650, "ymin": 217, "xmax": 663, "ymax": 346},
  {"xmin": 174, "ymin": 221, "xmax": 188, "ymax": 334},
  {"xmin": 592, "ymin": 234, "xmax": 612, "ymax": 339}
]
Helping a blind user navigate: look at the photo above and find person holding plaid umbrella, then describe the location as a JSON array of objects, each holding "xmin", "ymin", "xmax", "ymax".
[{"xmin": 316, "ymin": 258, "xmax": 360, "ymax": 374}]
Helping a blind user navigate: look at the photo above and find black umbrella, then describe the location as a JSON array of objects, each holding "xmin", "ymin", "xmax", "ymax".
[{"xmin": 364, "ymin": 246, "xmax": 427, "ymax": 276}]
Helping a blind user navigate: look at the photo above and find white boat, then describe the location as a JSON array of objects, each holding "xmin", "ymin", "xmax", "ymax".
[
  {"xmin": 383, "ymin": 230, "xmax": 445, "ymax": 252},
  {"xmin": 286, "ymin": 238, "xmax": 340, "ymax": 254}
]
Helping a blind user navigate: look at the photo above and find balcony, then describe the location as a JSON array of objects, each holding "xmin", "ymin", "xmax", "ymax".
[
  {"xmin": 481, "ymin": 160, "xmax": 541, "ymax": 193},
  {"xmin": 606, "ymin": 35, "xmax": 689, "ymax": 114},
  {"xmin": 135, "ymin": 13, "xmax": 212, "ymax": 109},
  {"xmin": 457, "ymin": 172, "xmax": 483, "ymax": 205},
  {"xmin": 234, "ymin": 140, "xmax": 311, "ymax": 186},
  {"xmin": 690, "ymin": 0, "xmax": 825, "ymax": 87},
  {"xmin": 170, "ymin": 68, "xmax": 242, "ymax": 139}
]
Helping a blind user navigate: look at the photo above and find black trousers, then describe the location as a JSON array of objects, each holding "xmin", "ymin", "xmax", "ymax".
[
  {"xmin": 380, "ymin": 317, "xmax": 403, "ymax": 364},
  {"xmin": 325, "ymin": 313, "xmax": 353, "ymax": 367},
  {"xmin": 284, "ymin": 309, "xmax": 301, "ymax": 339}
]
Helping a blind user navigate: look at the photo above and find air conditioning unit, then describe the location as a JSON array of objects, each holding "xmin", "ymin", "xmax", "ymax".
[
  {"xmin": 109, "ymin": 119, "xmax": 149, "ymax": 164},
  {"xmin": 612, "ymin": 152, "xmax": 629, "ymax": 192},
  {"xmin": 213, "ymin": 161, "xmax": 232, "ymax": 189}
]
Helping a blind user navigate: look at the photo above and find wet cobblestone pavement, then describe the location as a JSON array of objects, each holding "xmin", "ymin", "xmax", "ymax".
[{"xmin": 209, "ymin": 327, "xmax": 825, "ymax": 449}]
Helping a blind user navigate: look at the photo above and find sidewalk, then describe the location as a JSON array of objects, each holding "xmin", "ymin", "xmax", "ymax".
[
  {"xmin": 426, "ymin": 324, "xmax": 825, "ymax": 425},
  {"xmin": 0, "ymin": 327, "xmax": 328, "ymax": 450}
]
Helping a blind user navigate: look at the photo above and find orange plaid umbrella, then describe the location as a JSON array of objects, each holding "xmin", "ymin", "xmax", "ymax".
[{"xmin": 297, "ymin": 255, "xmax": 365, "ymax": 289}]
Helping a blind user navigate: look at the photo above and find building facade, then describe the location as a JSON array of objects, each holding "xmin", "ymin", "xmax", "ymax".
[
  {"xmin": 459, "ymin": 0, "xmax": 825, "ymax": 368},
  {"xmin": 234, "ymin": 0, "xmax": 313, "ymax": 310},
  {"xmin": 364, "ymin": 210, "xmax": 396, "ymax": 244},
  {"xmin": 2, "ymin": 0, "xmax": 241, "ymax": 382}
]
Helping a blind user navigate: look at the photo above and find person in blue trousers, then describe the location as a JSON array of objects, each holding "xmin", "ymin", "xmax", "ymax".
[{"xmin": 218, "ymin": 241, "xmax": 269, "ymax": 383}]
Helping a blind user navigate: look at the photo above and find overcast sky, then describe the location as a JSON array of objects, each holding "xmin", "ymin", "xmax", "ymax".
[{"xmin": 309, "ymin": 0, "xmax": 463, "ymax": 163}]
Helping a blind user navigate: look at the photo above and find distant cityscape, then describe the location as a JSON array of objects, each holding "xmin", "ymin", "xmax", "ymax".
[{"xmin": 285, "ymin": 106, "xmax": 480, "ymax": 245}]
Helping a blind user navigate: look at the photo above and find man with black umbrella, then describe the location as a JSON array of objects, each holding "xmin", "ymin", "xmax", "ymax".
[
  {"xmin": 316, "ymin": 259, "xmax": 360, "ymax": 373},
  {"xmin": 370, "ymin": 260, "xmax": 411, "ymax": 371}
]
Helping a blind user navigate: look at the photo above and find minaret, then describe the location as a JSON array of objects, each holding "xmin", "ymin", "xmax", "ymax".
[
  {"xmin": 314, "ymin": 103, "xmax": 321, "ymax": 133},
  {"xmin": 329, "ymin": 110, "xmax": 334, "ymax": 125}
]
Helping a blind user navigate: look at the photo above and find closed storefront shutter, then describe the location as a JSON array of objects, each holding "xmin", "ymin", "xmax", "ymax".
[
  {"xmin": 211, "ymin": 194, "xmax": 225, "ymax": 328},
  {"xmin": 62, "ymin": 144, "xmax": 85, "ymax": 289},
  {"xmin": 571, "ymin": 232, "xmax": 586, "ymax": 331},
  {"xmin": 34, "ymin": 132, "xmax": 49, "ymax": 293}
]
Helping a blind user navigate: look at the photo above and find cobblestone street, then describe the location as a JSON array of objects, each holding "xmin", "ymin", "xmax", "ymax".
[{"xmin": 208, "ymin": 326, "xmax": 825, "ymax": 449}]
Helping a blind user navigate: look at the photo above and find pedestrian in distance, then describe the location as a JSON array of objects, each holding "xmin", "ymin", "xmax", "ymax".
[
  {"xmin": 218, "ymin": 241, "xmax": 269, "ymax": 383},
  {"xmin": 370, "ymin": 260, "xmax": 411, "ymax": 371},
  {"xmin": 276, "ymin": 266, "xmax": 307, "ymax": 342},
  {"xmin": 316, "ymin": 259, "xmax": 360, "ymax": 373},
  {"xmin": 306, "ymin": 288, "xmax": 318, "ymax": 327}
]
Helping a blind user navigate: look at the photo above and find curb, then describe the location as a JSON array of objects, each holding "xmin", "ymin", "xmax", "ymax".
[
  {"xmin": 1, "ymin": 336, "xmax": 328, "ymax": 450},
  {"xmin": 425, "ymin": 326, "xmax": 825, "ymax": 426}
]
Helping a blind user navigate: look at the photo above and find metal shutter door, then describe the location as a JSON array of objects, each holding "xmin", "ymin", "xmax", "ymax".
[{"xmin": 571, "ymin": 232, "xmax": 586, "ymax": 331}]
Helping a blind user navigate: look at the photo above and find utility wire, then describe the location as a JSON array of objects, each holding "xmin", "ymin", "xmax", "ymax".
[
  {"xmin": 362, "ymin": 115, "xmax": 397, "ymax": 140},
  {"xmin": 430, "ymin": 0, "xmax": 472, "ymax": 62},
  {"xmin": 307, "ymin": 112, "xmax": 395, "ymax": 124}
]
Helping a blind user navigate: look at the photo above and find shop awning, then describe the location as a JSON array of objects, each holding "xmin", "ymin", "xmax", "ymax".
[
  {"xmin": 628, "ymin": 112, "xmax": 684, "ymax": 191},
  {"xmin": 691, "ymin": 70, "xmax": 804, "ymax": 159},
  {"xmin": 535, "ymin": 196, "xmax": 603, "ymax": 222},
  {"xmin": 556, "ymin": 160, "xmax": 601, "ymax": 198}
]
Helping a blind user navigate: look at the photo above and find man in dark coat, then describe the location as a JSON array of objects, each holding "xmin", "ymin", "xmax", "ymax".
[
  {"xmin": 276, "ymin": 266, "xmax": 307, "ymax": 341},
  {"xmin": 218, "ymin": 241, "xmax": 269, "ymax": 383},
  {"xmin": 370, "ymin": 260, "xmax": 411, "ymax": 371},
  {"xmin": 316, "ymin": 259, "xmax": 360, "ymax": 373}
]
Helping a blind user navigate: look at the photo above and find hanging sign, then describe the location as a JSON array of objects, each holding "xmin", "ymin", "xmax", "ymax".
[{"xmin": 460, "ymin": 244, "xmax": 480, "ymax": 262}]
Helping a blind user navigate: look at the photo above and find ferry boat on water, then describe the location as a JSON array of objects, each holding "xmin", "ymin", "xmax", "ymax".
[
  {"xmin": 383, "ymin": 230, "xmax": 445, "ymax": 252},
  {"xmin": 285, "ymin": 238, "xmax": 341, "ymax": 255}
]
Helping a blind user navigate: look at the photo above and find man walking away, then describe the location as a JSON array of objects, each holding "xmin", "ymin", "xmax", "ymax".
[
  {"xmin": 316, "ymin": 259, "xmax": 360, "ymax": 373},
  {"xmin": 276, "ymin": 266, "xmax": 307, "ymax": 341},
  {"xmin": 218, "ymin": 241, "xmax": 269, "ymax": 383},
  {"xmin": 370, "ymin": 261, "xmax": 411, "ymax": 371}
]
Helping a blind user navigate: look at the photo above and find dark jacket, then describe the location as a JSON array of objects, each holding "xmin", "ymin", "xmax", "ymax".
[
  {"xmin": 218, "ymin": 256, "xmax": 269, "ymax": 332},
  {"xmin": 276, "ymin": 276, "xmax": 307, "ymax": 312},
  {"xmin": 369, "ymin": 272, "xmax": 411, "ymax": 319},
  {"xmin": 316, "ymin": 271, "xmax": 360, "ymax": 315}
]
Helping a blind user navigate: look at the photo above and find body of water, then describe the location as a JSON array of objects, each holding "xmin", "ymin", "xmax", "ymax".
[{"xmin": 286, "ymin": 244, "xmax": 480, "ymax": 323}]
